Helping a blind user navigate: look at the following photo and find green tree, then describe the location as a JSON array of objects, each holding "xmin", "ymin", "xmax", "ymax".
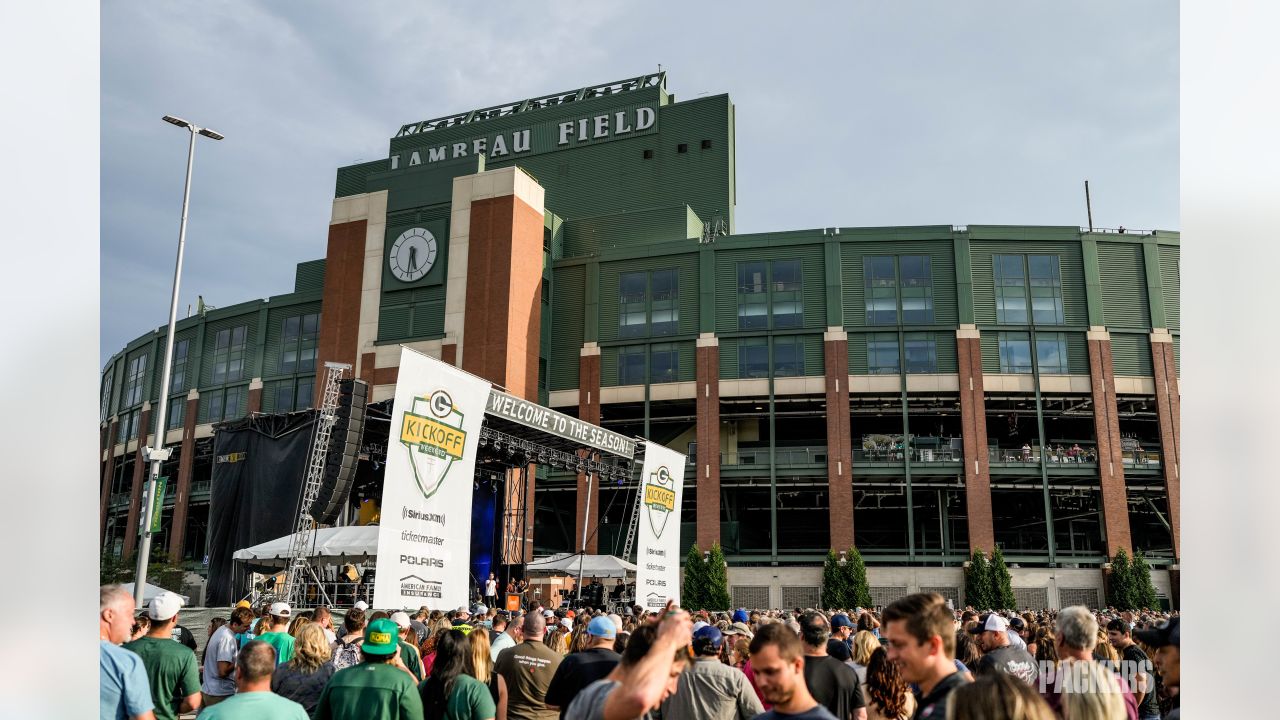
[
  {"xmin": 682, "ymin": 543, "xmax": 707, "ymax": 609},
  {"xmin": 990, "ymin": 546, "xmax": 1016, "ymax": 610},
  {"xmin": 823, "ymin": 549, "xmax": 848, "ymax": 609},
  {"xmin": 100, "ymin": 550, "xmax": 132, "ymax": 586},
  {"xmin": 845, "ymin": 547, "xmax": 873, "ymax": 609},
  {"xmin": 1131, "ymin": 550, "xmax": 1160, "ymax": 610},
  {"xmin": 1107, "ymin": 548, "xmax": 1137, "ymax": 610},
  {"xmin": 965, "ymin": 550, "xmax": 991, "ymax": 610},
  {"xmin": 705, "ymin": 543, "xmax": 732, "ymax": 611}
]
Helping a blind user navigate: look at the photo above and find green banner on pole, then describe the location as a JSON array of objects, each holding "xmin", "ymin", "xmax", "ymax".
[{"xmin": 149, "ymin": 476, "xmax": 168, "ymax": 533}]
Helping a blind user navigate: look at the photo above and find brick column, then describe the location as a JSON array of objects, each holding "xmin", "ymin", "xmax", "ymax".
[
  {"xmin": 1086, "ymin": 328, "xmax": 1132, "ymax": 556},
  {"xmin": 167, "ymin": 390, "xmax": 201, "ymax": 562},
  {"xmin": 441, "ymin": 342, "xmax": 458, "ymax": 366},
  {"xmin": 824, "ymin": 328, "xmax": 854, "ymax": 551},
  {"xmin": 956, "ymin": 327, "xmax": 995, "ymax": 553},
  {"xmin": 314, "ymin": 219, "xmax": 368, "ymax": 406},
  {"xmin": 1150, "ymin": 330, "xmax": 1180, "ymax": 559},
  {"xmin": 122, "ymin": 403, "xmax": 152, "ymax": 559},
  {"xmin": 695, "ymin": 334, "xmax": 721, "ymax": 550},
  {"xmin": 100, "ymin": 417, "xmax": 119, "ymax": 545},
  {"xmin": 246, "ymin": 378, "xmax": 263, "ymax": 415},
  {"xmin": 576, "ymin": 345, "xmax": 601, "ymax": 553}
]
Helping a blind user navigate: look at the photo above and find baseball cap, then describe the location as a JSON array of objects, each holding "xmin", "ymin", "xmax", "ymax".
[
  {"xmin": 724, "ymin": 621, "xmax": 754, "ymax": 638},
  {"xmin": 968, "ymin": 613, "xmax": 1009, "ymax": 633},
  {"xmin": 457, "ymin": 605, "xmax": 472, "ymax": 616},
  {"xmin": 363, "ymin": 618, "xmax": 401, "ymax": 656},
  {"xmin": 692, "ymin": 625, "xmax": 724, "ymax": 654},
  {"xmin": 692, "ymin": 620, "xmax": 709, "ymax": 632},
  {"xmin": 235, "ymin": 600, "xmax": 252, "ymax": 609},
  {"xmin": 561, "ymin": 617, "xmax": 573, "ymax": 632},
  {"xmin": 352, "ymin": 600, "xmax": 369, "ymax": 611},
  {"xmin": 566, "ymin": 610, "xmax": 576, "ymax": 618},
  {"xmin": 1008, "ymin": 616, "xmax": 1026, "ymax": 632},
  {"xmin": 733, "ymin": 609, "xmax": 749, "ymax": 624},
  {"xmin": 542, "ymin": 609, "xmax": 555, "ymax": 618},
  {"xmin": 269, "ymin": 601, "xmax": 292, "ymax": 618},
  {"xmin": 470, "ymin": 603, "xmax": 487, "ymax": 615},
  {"xmin": 390, "ymin": 611, "xmax": 411, "ymax": 629},
  {"xmin": 1133, "ymin": 616, "xmax": 1179, "ymax": 648},
  {"xmin": 607, "ymin": 614, "xmax": 623, "ymax": 633},
  {"xmin": 587, "ymin": 616, "xmax": 617, "ymax": 639},
  {"xmin": 148, "ymin": 591, "xmax": 184, "ymax": 621},
  {"xmin": 830, "ymin": 613, "xmax": 854, "ymax": 630}
]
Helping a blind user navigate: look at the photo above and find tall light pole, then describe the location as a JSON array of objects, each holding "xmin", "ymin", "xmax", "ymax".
[{"xmin": 133, "ymin": 115, "xmax": 224, "ymax": 608}]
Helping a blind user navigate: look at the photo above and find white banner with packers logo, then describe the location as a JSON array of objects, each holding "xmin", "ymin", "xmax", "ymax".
[
  {"xmin": 373, "ymin": 348, "xmax": 493, "ymax": 610},
  {"xmin": 633, "ymin": 441, "xmax": 687, "ymax": 610}
]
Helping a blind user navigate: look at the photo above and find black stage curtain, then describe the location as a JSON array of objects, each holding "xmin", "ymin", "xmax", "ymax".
[{"xmin": 206, "ymin": 411, "xmax": 316, "ymax": 605}]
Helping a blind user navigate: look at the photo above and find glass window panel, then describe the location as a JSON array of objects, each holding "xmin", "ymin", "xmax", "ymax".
[
  {"xmin": 999, "ymin": 333, "xmax": 1033, "ymax": 374},
  {"xmin": 868, "ymin": 333, "xmax": 900, "ymax": 374},
  {"xmin": 167, "ymin": 400, "xmax": 184, "ymax": 430},
  {"xmin": 282, "ymin": 316, "xmax": 300, "ymax": 342},
  {"xmin": 299, "ymin": 345, "xmax": 316, "ymax": 372},
  {"xmin": 771, "ymin": 260, "xmax": 801, "ymax": 291},
  {"xmin": 739, "ymin": 340, "xmax": 769, "ymax": 378},
  {"xmin": 738, "ymin": 295, "xmax": 769, "ymax": 330},
  {"xmin": 224, "ymin": 386, "xmax": 243, "ymax": 419},
  {"xmin": 1036, "ymin": 333, "xmax": 1069, "ymax": 374},
  {"xmin": 867, "ymin": 288, "xmax": 898, "ymax": 325},
  {"xmin": 214, "ymin": 329, "xmax": 230, "ymax": 351},
  {"xmin": 206, "ymin": 392, "xmax": 224, "ymax": 421},
  {"xmin": 865, "ymin": 256, "xmax": 894, "ymax": 286},
  {"xmin": 618, "ymin": 347, "xmax": 646, "ymax": 385},
  {"xmin": 772, "ymin": 300, "xmax": 803, "ymax": 328},
  {"xmin": 997, "ymin": 287, "xmax": 1029, "ymax": 324},
  {"xmin": 275, "ymin": 384, "xmax": 294, "ymax": 412},
  {"xmin": 904, "ymin": 333, "xmax": 937, "ymax": 373},
  {"xmin": 901, "ymin": 287, "xmax": 934, "ymax": 324},
  {"xmin": 1031, "ymin": 295, "xmax": 1064, "ymax": 325},
  {"xmin": 651, "ymin": 269, "xmax": 677, "ymax": 300},
  {"xmin": 297, "ymin": 378, "xmax": 314, "ymax": 409},
  {"xmin": 1028, "ymin": 255, "xmax": 1060, "ymax": 283},
  {"xmin": 302, "ymin": 313, "xmax": 319, "ymax": 336},
  {"xmin": 996, "ymin": 255, "xmax": 1025, "ymax": 284},
  {"xmin": 651, "ymin": 345, "xmax": 678, "ymax": 383},
  {"xmin": 773, "ymin": 338, "xmax": 803, "ymax": 376},
  {"xmin": 619, "ymin": 272, "xmax": 647, "ymax": 302},
  {"xmin": 739, "ymin": 262, "xmax": 766, "ymax": 294},
  {"xmin": 899, "ymin": 255, "xmax": 931, "ymax": 285},
  {"xmin": 232, "ymin": 326, "xmax": 247, "ymax": 346}
]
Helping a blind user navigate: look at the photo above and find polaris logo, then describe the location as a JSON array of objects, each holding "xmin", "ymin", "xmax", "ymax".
[{"xmin": 400, "ymin": 554, "xmax": 445, "ymax": 568}]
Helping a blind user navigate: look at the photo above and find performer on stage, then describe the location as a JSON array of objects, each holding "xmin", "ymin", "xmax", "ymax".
[{"xmin": 483, "ymin": 572, "xmax": 498, "ymax": 607}]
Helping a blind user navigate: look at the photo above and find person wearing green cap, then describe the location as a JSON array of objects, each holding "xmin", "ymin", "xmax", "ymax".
[{"xmin": 314, "ymin": 617, "xmax": 423, "ymax": 720}]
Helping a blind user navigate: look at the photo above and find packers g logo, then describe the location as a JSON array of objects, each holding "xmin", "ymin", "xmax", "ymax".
[
  {"xmin": 400, "ymin": 389, "xmax": 468, "ymax": 500},
  {"xmin": 644, "ymin": 465, "xmax": 677, "ymax": 539}
]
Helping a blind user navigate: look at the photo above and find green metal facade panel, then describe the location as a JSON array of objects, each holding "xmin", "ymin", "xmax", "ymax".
[
  {"xmin": 1172, "ymin": 335, "xmax": 1180, "ymax": 375},
  {"xmin": 598, "ymin": 252, "xmax": 698, "ymax": 342},
  {"xmin": 801, "ymin": 334, "xmax": 825, "ymax": 376},
  {"xmin": 847, "ymin": 333, "xmax": 869, "ymax": 374},
  {"xmin": 294, "ymin": 260, "xmax": 326, "ymax": 293},
  {"xmin": 549, "ymin": 265, "xmax": 585, "ymax": 390},
  {"xmin": 719, "ymin": 338, "xmax": 739, "ymax": 379},
  {"xmin": 677, "ymin": 341, "xmax": 695, "ymax": 382},
  {"xmin": 378, "ymin": 285, "xmax": 445, "ymax": 341},
  {"xmin": 563, "ymin": 206, "xmax": 696, "ymax": 257},
  {"xmin": 1109, "ymin": 333, "xmax": 1154, "ymax": 376},
  {"xmin": 980, "ymin": 333, "xmax": 1001, "ymax": 375},
  {"xmin": 1096, "ymin": 242, "xmax": 1150, "ymax": 329},
  {"xmin": 601, "ymin": 345, "xmax": 620, "ymax": 386},
  {"xmin": 1159, "ymin": 246, "xmax": 1180, "ymax": 330},
  {"xmin": 839, "ymin": 239, "xmax": 958, "ymax": 328},
  {"xmin": 935, "ymin": 332, "xmax": 958, "ymax": 373},
  {"xmin": 1064, "ymin": 332, "xmax": 1089, "ymax": 374},
  {"xmin": 335, "ymin": 159, "xmax": 390, "ymax": 197},
  {"xmin": 713, "ymin": 243, "xmax": 825, "ymax": 334},
  {"xmin": 970, "ymin": 240, "xmax": 1088, "ymax": 326}
]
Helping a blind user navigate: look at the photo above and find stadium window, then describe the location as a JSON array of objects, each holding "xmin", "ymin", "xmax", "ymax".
[
  {"xmin": 739, "ymin": 260, "xmax": 803, "ymax": 330},
  {"xmin": 212, "ymin": 324, "xmax": 249, "ymax": 383},
  {"xmin": 204, "ymin": 391, "xmax": 224, "ymax": 423},
  {"xmin": 123, "ymin": 353, "xmax": 147, "ymax": 407},
  {"xmin": 274, "ymin": 382, "xmax": 293, "ymax": 413},
  {"xmin": 864, "ymin": 256, "xmax": 898, "ymax": 325},
  {"xmin": 1028, "ymin": 255, "xmax": 1065, "ymax": 325},
  {"xmin": 650, "ymin": 269, "xmax": 678, "ymax": 336},
  {"xmin": 904, "ymin": 333, "xmax": 938, "ymax": 373},
  {"xmin": 737, "ymin": 262, "xmax": 769, "ymax": 330},
  {"xmin": 739, "ymin": 338, "xmax": 769, "ymax": 378},
  {"xmin": 223, "ymin": 385, "xmax": 245, "ymax": 420},
  {"xmin": 899, "ymin": 255, "xmax": 934, "ymax": 324},
  {"xmin": 998, "ymin": 332, "xmax": 1033, "ymax": 374},
  {"xmin": 618, "ymin": 270, "xmax": 678, "ymax": 338},
  {"xmin": 618, "ymin": 345, "xmax": 646, "ymax": 385},
  {"xmin": 1036, "ymin": 332, "xmax": 1069, "ymax": 374},
  {"xmin": 280, "ymin": 313, "xmax": 319, "ymax": 374},
  {"xmin": 170, "ymin": 339, "xmax": 190, "ymax": 392},
  {"xmin": 651, "ymin": 344, "xmax": 679, "ymax": 383},
  {"xmin": 297, "ymin": 377, "xmax": 314, "ymax": 408},
  {"xmin": 771, "ymin": 260, "xmax": 803, "ymax": 328},
  {"xmin": 167, "ymin": 399, "xmax": 185, "ymax": 430},
  {"xmin": 867, "ymin": 333, "xmax": 900, "ymax": 374},
  {"xmin": 100, "ymin": 372, "xmax": 114, "ymax": 422},
  {"xmin": 774, "ymin": 337, "xmax": 804, "ymax": 377}
]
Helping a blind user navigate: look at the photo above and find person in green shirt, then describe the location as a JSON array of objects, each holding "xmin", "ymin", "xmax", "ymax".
[
  {"xmin": 314, "ymin": 617, "xmax": 423, "ymax": 720},
  {"xmin": 123, "ymin": 591, "xmax": 202, "ymax": 720},
  {"xmin": 256, "ymin": 602, "xmax": 297, "ymax": 665},
  {"xmin": 201, "ymin": 640, "xmax": 309, "ymax": 720},
  {"xmin": 419, "ymin": 629, "xmax": 497, "ymax": 720}
]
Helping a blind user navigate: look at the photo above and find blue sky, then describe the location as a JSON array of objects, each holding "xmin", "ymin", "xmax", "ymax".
[{"xmin": 101, "ymin": 1, "xmax": 1177, "ymax": 364}]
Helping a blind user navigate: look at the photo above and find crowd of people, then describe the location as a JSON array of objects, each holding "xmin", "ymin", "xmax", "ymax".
[{"xmin": 101, "ymin": 584, "xmax": 1181, "ymax": 720}]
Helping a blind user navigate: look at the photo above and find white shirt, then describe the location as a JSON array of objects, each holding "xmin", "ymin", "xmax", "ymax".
[
  {"xmin": 486, "ymin": 579, "xmax": 498, "ymax": 596},
  {"xmin": 490, "ymin": 630, "xmax": 516, "ymax": 661}
]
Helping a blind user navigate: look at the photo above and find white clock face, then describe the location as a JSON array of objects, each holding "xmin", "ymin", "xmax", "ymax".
[{"xmin": 388, "ymin": 227, "xmax": 438, "ymax": 282}]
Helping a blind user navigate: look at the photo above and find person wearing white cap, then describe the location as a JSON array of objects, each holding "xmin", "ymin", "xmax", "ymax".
[
  {"xmin": 352, "ymin": 600, "xmax": 369, "ymax": 612},
  {"xmin": 967, "ymin": 612, "xmax": 1038, "ymax": 685},
  {"xmin": 124, "ymin": 590, "xmax": 202, "ymax": 720},
  {"xmin": 389, "ymin": 611, "xmax": 425, "ymax": 682},
  {"xmin": 256, "ymin": 602, "xmax": 296, "ymax": 666}
]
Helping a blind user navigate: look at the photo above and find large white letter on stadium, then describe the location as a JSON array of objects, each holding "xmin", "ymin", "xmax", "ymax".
[
  {"xmin": 636, "ymin": 107, "xmax": 656, "ymax": 131},
  {"xmin": 615, "ymin": 111, "xmax": 633, "ymax": 134},
  {"xmin": 513, "ymin": 130, "xmax": 531, "ymax": 153},
  {"xmin": 490, "ymin": 135, "xmax": 509, "ymax": 157},
  {"xmin": 594, "ymin": 115, "xmax": 609, "ymax": 138},
  {"xmin": 558, "ymin": 122, "xmax": 575, "ymax": 145}
]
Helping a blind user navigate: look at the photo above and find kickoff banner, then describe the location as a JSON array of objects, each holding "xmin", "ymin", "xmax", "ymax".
[
  {"xmin": 633, "ymin": 441, "xmax": 687, "ymax": 610},
  {"xmin": 373, "ymin": 348, "xmax": 492, "ymax": 610}
]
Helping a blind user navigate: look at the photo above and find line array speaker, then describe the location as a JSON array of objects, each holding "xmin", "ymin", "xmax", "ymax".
[{"xmin": 309, "ymin": 378, "xmax": 368, "ymax": 524}]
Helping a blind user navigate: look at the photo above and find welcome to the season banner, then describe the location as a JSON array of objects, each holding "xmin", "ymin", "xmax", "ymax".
[
  {"xmin": 633, "ymin": 441, "xmax": 688, "ymax": 610},
  {"xmin": 373, "ymin": 348, "xmax": 492, "ymax": 610}
]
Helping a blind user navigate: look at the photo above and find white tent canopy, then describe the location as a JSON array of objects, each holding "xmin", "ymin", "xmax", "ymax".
[
  {"xmin": 526, "ymin": 552, "xmax": 636, "ymax": 577},
  {"xmin": 123, "ymin": 582, "xmax": 190, "ymax": 605},
  {"xmin": 232, "ymin": 526, "xmax": 379, "ymax": 569}
]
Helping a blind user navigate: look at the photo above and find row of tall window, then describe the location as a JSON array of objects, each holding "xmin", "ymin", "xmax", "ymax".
[
  {"xmin": 620, "ymin": 270, "xmax": 678, "ymax": 337},
  {"xmin": 617, "ymin": 343, "xmax": 681, "ymax": 385},
  {"xmin": 738, "ymin": 260, "xmax": 803, "ymax": 330}
]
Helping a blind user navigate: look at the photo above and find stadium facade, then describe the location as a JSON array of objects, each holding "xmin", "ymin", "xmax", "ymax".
[{"xmin": 100, "ymin": 73, "xmax": 1180, "ymax": 609}]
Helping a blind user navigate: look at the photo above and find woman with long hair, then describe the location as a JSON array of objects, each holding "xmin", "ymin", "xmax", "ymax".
[
  {"xmin": 954, "ymin": 630, "xmax": 983, "ymax": 670},
  {"xmin": 287, "ymin": 614, "xmax": 311, "ymax": 638},
  {"xmin": 1059, "ymin": 660, "xmax": 1128, "ymax": 720},
  {"xmin": 271, "ymin": 623, "xmax": 336, "ymax": 717},
  {"xmin": 1092, "ymin": 630, "xmax": 1119, "ymax": 665},
  {"xmin": 419, "ymin": 629, "xmax": 496, "ymax": 720},
  {"xmin": 422, "ymin": 616, "xmax": 456, "ymax": 677},
  {"xmin": 131, "ymin": 613, "xmax": 150, "ymax": 642},
  {"xmin": 1034, "ymin": 627, "xmax": 1058, "ymax": 665},
  {"xmin": 730, "ymin": 637, "xmax": 751, "ymax": 668},
  {"xmin": 545, "ymin": 623, "xmax": 569, "ymax": 654},
  {"xmin": 849, "ymin": 630, "xmax": 880, "ymax": 685},
  {"xmin": 465, "ymin": 624, "xmax": 508, "ymax": 720},
  {"xmin": 863, "ymin": 647, "xmax": 915, "ymax": 720}
]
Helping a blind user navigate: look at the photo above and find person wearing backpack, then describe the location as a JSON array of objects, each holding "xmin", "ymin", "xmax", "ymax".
[{"xmin": 330, "ymin": 608, "xmax": 366, "ymax": 671}]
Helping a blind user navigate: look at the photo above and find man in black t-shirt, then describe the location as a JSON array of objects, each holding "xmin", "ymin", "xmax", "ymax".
[
  {"xmin": 546, "ymin": 616, "xmax": 622, "ymax": 719},
  {"xmin": 749, "ymin": 623, "xmax": 838, "ymax": 720},
  {"xmin": 1108, "ymin": 619, "xmax": 1160, "ymax": 720},
  {"xmin": 798, "ymin": 611, "xmax": 867, "ymax": 720},
  {"xmin": 969, "ymin": 613, "xmax": 1039, "ymax": 686}
]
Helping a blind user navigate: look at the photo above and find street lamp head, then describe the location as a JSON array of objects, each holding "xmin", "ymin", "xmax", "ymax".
[
  {"xmin": 162, "ymin": 115, "xmax": 191, "ymax": 128},
  {"xmin": 198, "ymin": 127, "xmax": 225, "ymax": 141}
]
